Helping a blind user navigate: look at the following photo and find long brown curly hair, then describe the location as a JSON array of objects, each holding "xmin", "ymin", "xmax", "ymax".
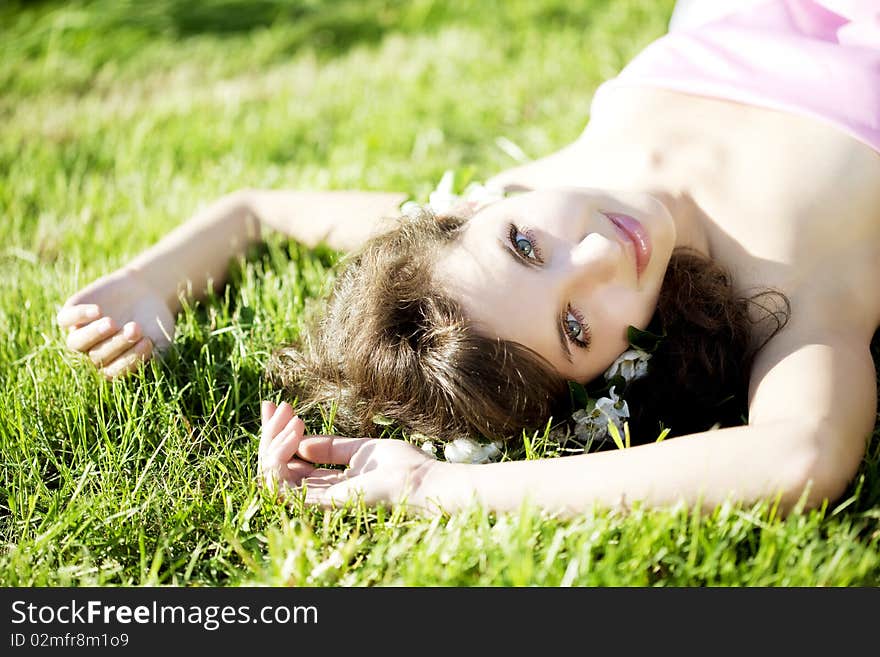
[
  {"xmin": 267, "ymin": 209, "xmax": 790, "ymax": 444},
  {"xmin": 623, "ymin": 248, "xmax": 790, "ymax": 442}
]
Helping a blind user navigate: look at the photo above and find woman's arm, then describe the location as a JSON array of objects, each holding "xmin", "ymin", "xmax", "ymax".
[
  {"xmin": 432, "ymin": 418, "xmax": 827, "ymax": 516},
  {"xmin": 58, "ymin": 188, "xmax": 407, "ymax": 378},
  {"xmin": 274, "ymin": 326, "xmax": 876, "ymax": 517},
  {"xmin": 285, "ymin": 419, "xmax": 822, "ymax": 517},
  {"xmin": 126, "ymin": 189, "xmax": 407, "ymax": 312},
  {"xmin": 248, "ymin": 189, "xmax": 408, "ymax": 252},
  {"xmin": 125, "ymin": 191, "xmax": 261, "ymax": 314}
]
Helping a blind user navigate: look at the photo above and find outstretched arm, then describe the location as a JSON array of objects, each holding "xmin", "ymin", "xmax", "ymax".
[
  {"xmin": 262, "ymin": 324, "xmax": 875, "ymax": 517},
  {"xmin": 58, "ymin": 189, "xmax": 406, "ymax": 378},
  {"xmin": 124, "ymin": 189, "xmax": 407, "ymax": 312}
]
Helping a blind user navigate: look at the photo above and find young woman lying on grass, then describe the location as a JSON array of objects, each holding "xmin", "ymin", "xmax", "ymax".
[{"xmin": 58, "ymin": 0, "xmax": 880, "ymax": 517}]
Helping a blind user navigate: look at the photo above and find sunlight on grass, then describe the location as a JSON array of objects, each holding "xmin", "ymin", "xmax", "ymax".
[{"xmin": 2, "ymin": 0, "xmax": 878, "ymax": 586}]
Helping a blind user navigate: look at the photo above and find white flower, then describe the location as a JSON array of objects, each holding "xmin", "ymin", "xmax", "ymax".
[
  {"xmin": 604, "ymin": 348, "xmax": 652, "ymax": 383},
  {"xmin": 458, "ymin": 180, "xmax": 505, "ymax": 209},
  {"xmin": 494, "ymin": 136, "xmax": 530, "ymax": 164},
  {"xmin": 400, "ymin": 200, "xmax": 423, "ymax": 217},
  {"xmin": 427, "ymin": 170, "xmax": 459, "ymax": 214},
  {"xmin": 410, "ymin": 170, "xmax": 505, "ymax": 217},
  {"xmin": 408, "ymin": 432, "xmax": 438, "ymax": 458},
  {"xmin": 571, "ymin": 386, "xmax": 630, "ymax": 442},
  {"xmin": 443, "ymin": 437, "xmax": 502, "ymax": 464}
]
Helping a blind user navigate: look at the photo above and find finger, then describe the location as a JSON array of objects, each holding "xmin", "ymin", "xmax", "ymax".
[
  {"xmin": 87, "ymin": 322, "xmax": 142, "ymax": 366},
  {"xmin": 261, "ymin": 401, "xmax": 276, "ymax": 425},
  {"xmin": 99, "ymin": 337, "xmax": 153, "ymax": 380},
  {"xmin": 262, "ymin": 460, "xmax": 310, "ymax": 489},
  {"xmin": 274, "ymin": 462, "xmax": 341, "ymax": 488},
  {"xmin": 269, "ymin": 416, "xmax": 305, "ymax": 464},
  {"xmin": 298, "ymin": 436, "xmax": 373, "ymax": 466},
  {"xmin": 261, "ymin": 457, "xmax": 326, "ymax": 490},
  {"xmin": 258, "ymin": 402, "xmax": 278, "ymax": 457},
  {"xmin": 57, "ymin": 304, "xmax": 101, "ymax": 329},
  {"xmin": 262, "ymin": 401, "xmax": 294, "ymax": 442},
  {"xmin": 66, "ymin": 317, "xmax": 120, "ymax": 352},
  {"xmin": 259, "ymin": 408, "xmax": 299, "ymax": 478},
  {"xmin": 303, "ymin": 476, "xmax": 370, "ymax": 508},
  {"xmin": 299, "ymin": 470, "xmax": 348, "ymax": 486},
  {"xmin": 298, "ymin": 480, "xmax": 333, "ymax": 492}
]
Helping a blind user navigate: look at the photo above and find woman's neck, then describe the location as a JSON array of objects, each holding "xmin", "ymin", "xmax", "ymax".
[
  {"xmin": 645, "ymin": 189, "xmax": 713, "ymax": 258},
  {"xmin": 570, "ymin": 140, "xmax": 714, "ymax": 258}
]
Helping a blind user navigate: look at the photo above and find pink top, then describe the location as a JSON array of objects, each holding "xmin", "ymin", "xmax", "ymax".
[{"xmin": 589, "ymin": 0, "xmax": 880, "ymax": 154}]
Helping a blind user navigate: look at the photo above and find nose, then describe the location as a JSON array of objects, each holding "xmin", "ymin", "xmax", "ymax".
[{"xmin": 563, "ymin": 232, "xmax": 621, "ymax": 290}]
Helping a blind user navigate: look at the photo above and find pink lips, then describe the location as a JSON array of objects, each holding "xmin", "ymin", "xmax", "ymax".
[{"xmin": 602, "ymin": 212, "xmax": 652, "ymax": 278}]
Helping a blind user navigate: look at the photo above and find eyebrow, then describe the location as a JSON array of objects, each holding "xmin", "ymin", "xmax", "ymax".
[{"xmin": 497, "ymin": 238, "xmax": 573, "ymax": 364}]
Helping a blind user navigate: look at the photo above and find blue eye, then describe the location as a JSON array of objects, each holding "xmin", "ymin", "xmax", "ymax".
[
  {"xmin": 516, "ymin": 236, "xmax": 534, "ymax": 257},
  {"xmin": 564, "ymin": 306, "xmax": 591, "ymax": 349},
  {"xmin": 508, "ymin": 224, "xmax": 541, "ymax": 262}
]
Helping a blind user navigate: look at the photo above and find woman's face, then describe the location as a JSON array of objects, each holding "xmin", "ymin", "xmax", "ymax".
[{"xmin": 434, "ymin": 188, "xmax": 676, "ymax": 382}]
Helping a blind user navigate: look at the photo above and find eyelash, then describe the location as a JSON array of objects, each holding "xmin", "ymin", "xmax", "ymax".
[
  {"xmin": 508, "ymin": 223, "xmax": 543, "ymax": 262},
  {"xmin": 507, "ymin": 223, "xmax": 591, "ymax": 350},
  {"xmin": 563, "ymin": 305, "xmax": 591, "ymax": 350}
]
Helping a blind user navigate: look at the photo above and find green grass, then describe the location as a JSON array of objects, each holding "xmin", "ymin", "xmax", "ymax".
[{"xmin": 1, "ymin": 0, "xmax": 878, "ymax": 587}]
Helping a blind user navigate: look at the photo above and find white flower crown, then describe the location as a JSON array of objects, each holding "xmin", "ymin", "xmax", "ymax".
[
  {"xmin": 400, "ymin": 169, "xmax": 506, "ymax": 219},
  {"xmin": 571, "ymin": 349, "xmax": 652, "ymax": 446}
]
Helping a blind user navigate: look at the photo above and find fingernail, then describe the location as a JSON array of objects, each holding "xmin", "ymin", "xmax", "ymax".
[
  {"xmin": 86, "ymin": 306, "xmax": 100, "ymax": 319},
  {"xmin": 123, "ymin": 323, "xmax": 136, "ymax": 339},
  {"xmin": 99, "ymin": 317, "xmax": 113, "ymax": 331}
]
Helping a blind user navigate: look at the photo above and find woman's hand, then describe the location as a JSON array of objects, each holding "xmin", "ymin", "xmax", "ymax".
[
  {"xmin": 258, "ymin": 400, "xmax": 339, "ymax": 493},
  {"xmin": 297, "ymin": 434, "xmax": 445, "ymax": 513},
  {"xmin": 57, "ymin": 267, "xmax": 174, "ymax": 379},
  {"xmin": 258, "ymin": 400, "xmax": 446, "ymax": 513}
]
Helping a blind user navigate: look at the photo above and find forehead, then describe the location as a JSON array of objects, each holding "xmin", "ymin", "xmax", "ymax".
[
  {"xmin": 437, "ymin": 217, "xmax": 526, "ymax": 315},
  {"xmin": 436, "ymin": 218, "xmax": 568, "ymax": 371}
]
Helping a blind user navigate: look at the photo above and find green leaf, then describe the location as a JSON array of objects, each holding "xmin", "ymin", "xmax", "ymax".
[
  {"xmin": 607, "ymin": 421, "xmax": 625, "ymax": 450},
  {"xmin": 626, "ymin": 324, "xmax": 666, "ymax": 353},
  {"xmin": 371, "ymin": 413, "xmax": 394, "ymax": 426},
  {"xmin": 604, "ymin": 374, "xmax": 627, "ymax": 392},
  {"xmin": 522, "ymin": 430, "xmax": 534, "ymax": 460},
  {"xmin": 455, "ymin": 165, "xmax": 479, "ymax": 192},
  {"xmin": 568, "ymin": 381, "xmax": 589, "ymax": 409}
]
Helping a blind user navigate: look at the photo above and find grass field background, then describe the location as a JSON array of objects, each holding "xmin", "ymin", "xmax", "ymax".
[{"xmin": 2, "ymin": 0, "xmax": 879, "ymax": 586}]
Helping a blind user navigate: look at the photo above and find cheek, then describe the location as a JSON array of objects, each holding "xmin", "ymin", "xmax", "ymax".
[
  {"xmin": 584, "ymin": 291, "xmax": 655, "ymax": 367},
  {"xmin": 590, "ymin": 288, "xmax": 649, "ymax": 334}
]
